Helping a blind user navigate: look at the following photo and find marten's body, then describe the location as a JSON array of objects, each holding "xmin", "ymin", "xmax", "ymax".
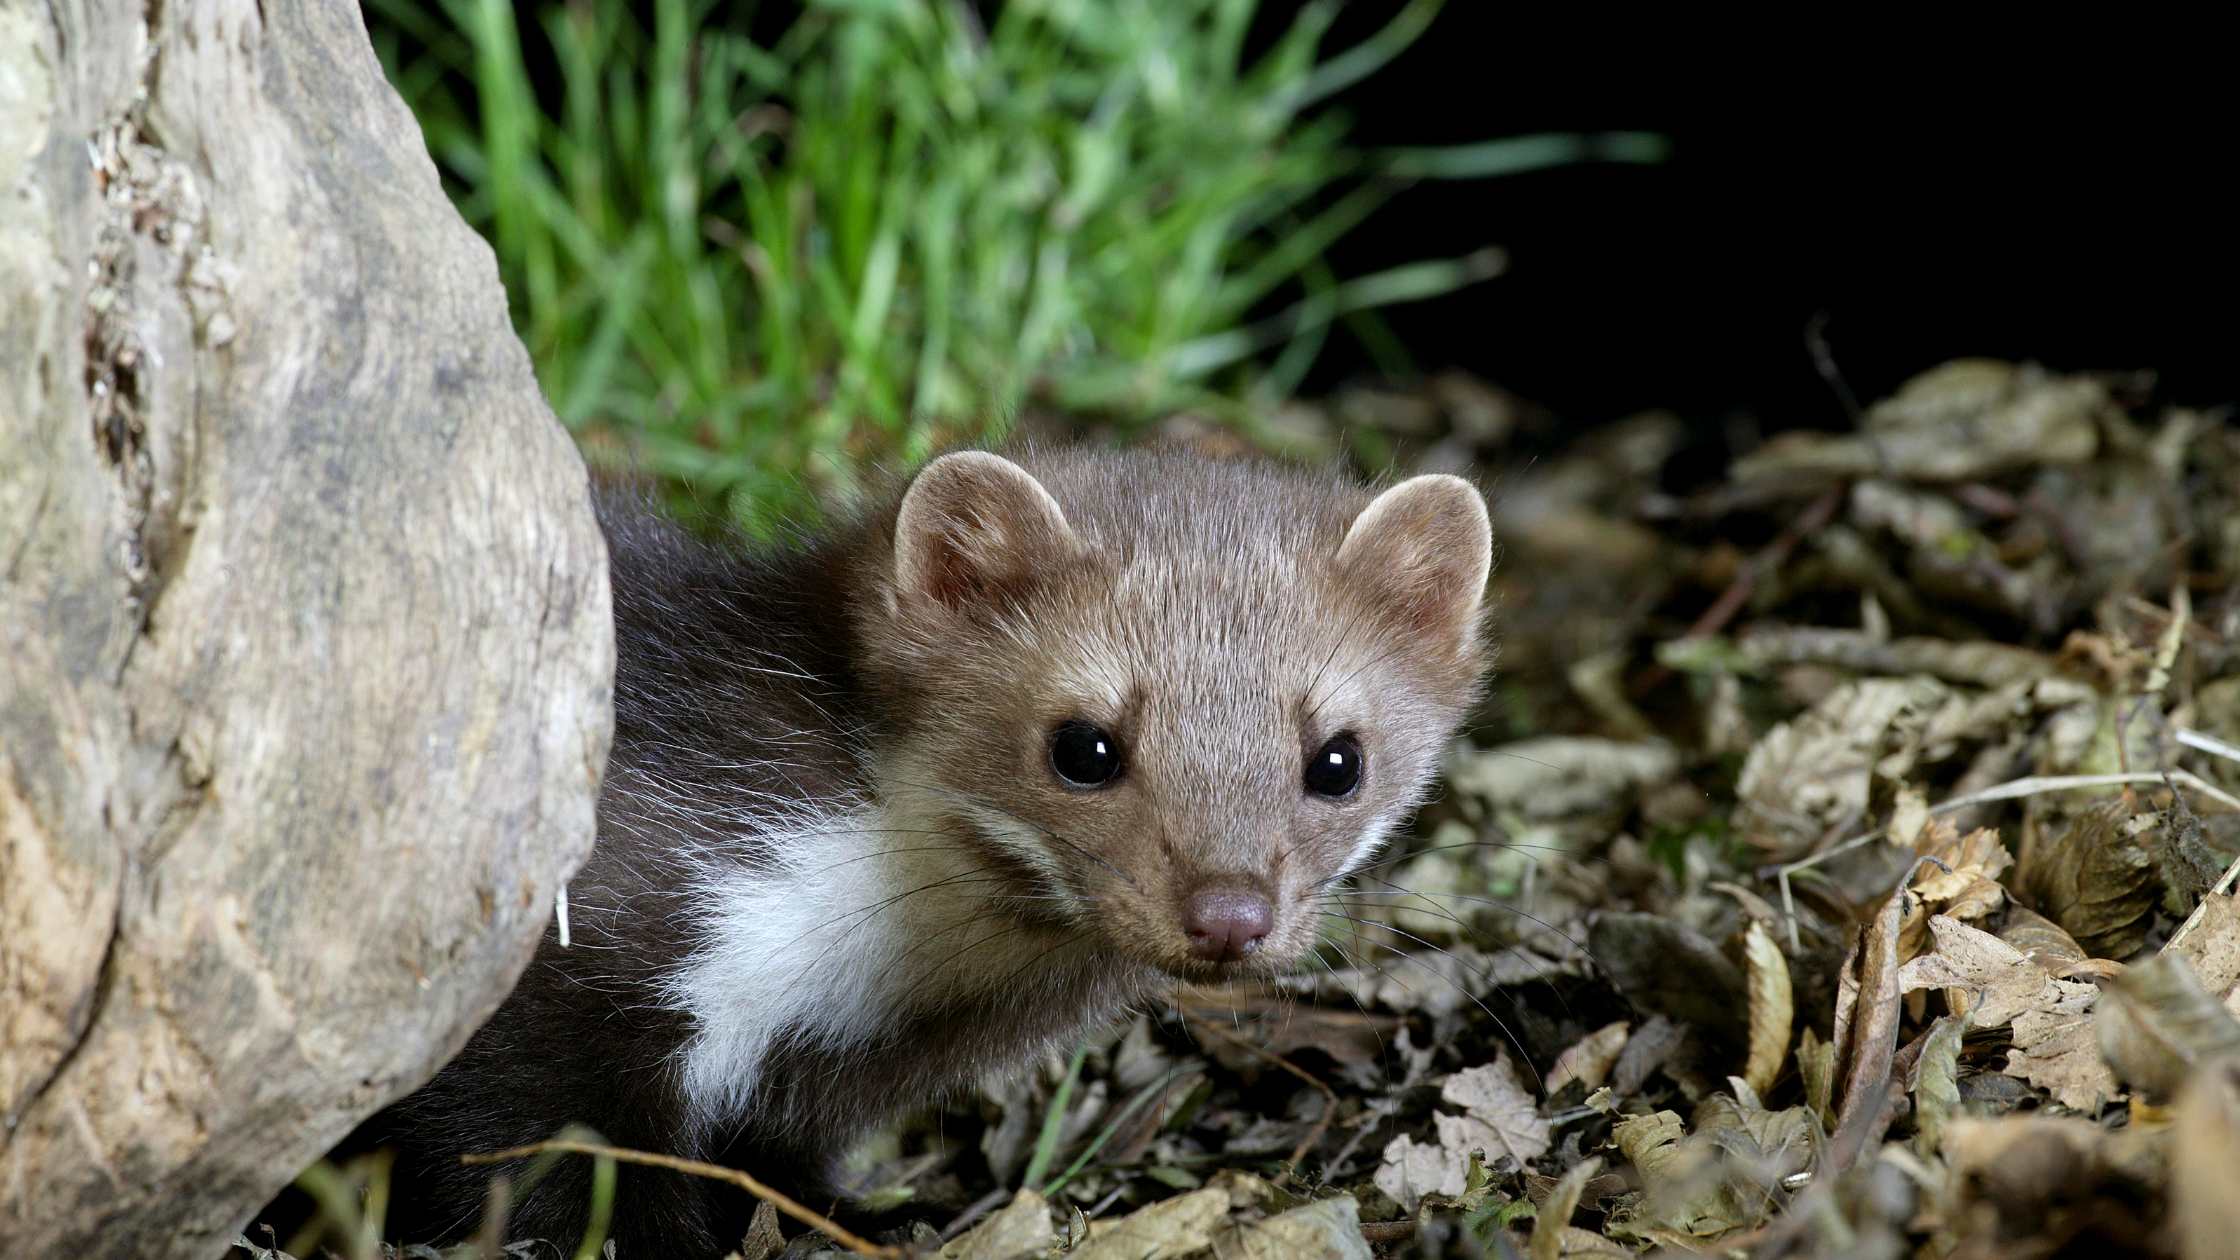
[{"xmin": 378, "ymin": 448, "xmax": 1492, "ymax": 1256}]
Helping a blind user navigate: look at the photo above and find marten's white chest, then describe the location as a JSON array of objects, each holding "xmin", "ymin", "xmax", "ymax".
[{"xmin": 663, "ymin": 797, "xmax": 1143, "ymax": 1134}]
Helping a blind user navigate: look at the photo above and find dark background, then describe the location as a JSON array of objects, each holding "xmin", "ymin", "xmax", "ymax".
[{"xmin": 1298, "ymin": 5, "xmax": 2233, "ymax": 439}]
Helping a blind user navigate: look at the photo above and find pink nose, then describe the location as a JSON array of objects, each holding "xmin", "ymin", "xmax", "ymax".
[{"xmin": 1184, "ymin": 890, "xmax": 1274, "ymax": 961}]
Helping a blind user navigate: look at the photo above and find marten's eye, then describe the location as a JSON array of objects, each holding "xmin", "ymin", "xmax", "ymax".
[
  {"xmin": 1049, "ymin": 722, "xmax": 1122, "ymax": 787},
  {"xmin": 1304, "ymin": 735, "xmax": 1362, "ymax": 798}
]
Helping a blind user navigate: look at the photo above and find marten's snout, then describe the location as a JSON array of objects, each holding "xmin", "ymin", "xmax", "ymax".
[{"xmin": 1183, "ymin": 889, "xmax": 1274, "ymax": 961}]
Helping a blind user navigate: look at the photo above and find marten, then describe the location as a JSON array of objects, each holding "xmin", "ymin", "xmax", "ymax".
[{"xmin": 373, "ymin": 446, "xmax": 1493, "ymax": 1256}]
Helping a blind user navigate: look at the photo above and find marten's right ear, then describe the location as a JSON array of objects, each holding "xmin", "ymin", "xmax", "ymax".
[{"xmin": 892, "ymin": 452, "xmax": 1080, "ymax": 614}]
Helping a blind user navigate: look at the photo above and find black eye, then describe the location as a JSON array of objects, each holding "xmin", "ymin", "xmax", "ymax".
[
  {"xmin": 1049, "ymin": 722, "xmax": 1122, "ymax": 787},
  {"xmin": 1305, "ymin": 735, "xmax": 1362, "ymax": 798}
]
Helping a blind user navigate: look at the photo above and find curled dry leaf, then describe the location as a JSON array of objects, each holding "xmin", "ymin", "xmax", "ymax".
[
  {"xmin": 2172, "ymin": 1061, "xmax": 2240, "ymax": 1260},
  {"xmin": 1896, "ymin": 914, "xmax": 2080, "ymax": 1028},
  {"xmin": 1610, "ymin": 1015, "xmax": 1686, "ymax": 1097},
  {"xmin": 2166, "ymin": 891, "xmax": 2240, "ymax": 1014},
  {"xmin": 1529, "ymin": 1156, "xmax": 1602, "ymax": 1260},
  {"xmin": 1072, "ymin": 1186, "xmax": 1228, "ymax": 1260},
  {"xmin": 943, "ymin": 1190, "xmax": 1053, "ymax": 1260},
  {"xmin": 1444, "ymin": 737, "xmax": 1679, "ymax": 819},
  {"xmin": 1590, "ymin": 913, "xmax": 1748, "ymax": 1048},
  {"xmin": 1546, "ymin": 1020, "xmax": 1630, "ymax": 1097},
  {"xmin": 1996, "ymin": 903, "xmax": 2094, "ymax": 978},
  {"xmin": 1911, "ymin": 820, "xmax": 2014, "ymax": 905},
  {"xmin": 1742, "ymin": 920, "xmax": 1794, "ymax": 1098},
  {"xmin": 1833, "ymin": 885, "xmax": 1910, "ymax": 1161},
  {"xmin": 2095, "ymin": 953, "xmax": 2240, "ymax": 1102},
  {"xmin": 1221, "ymin": 1195, "xmax": 1371, "ymax": 1260},
  {"xmin": 1911, "ymin": 1012, "xmax": 1970, "ymax": 1160},
  {"xmin": 1373, "ymin": 1049, "xmax": 1550, "ymax": 1208},
  {"xmin": 2020, "ymin": 798, "xmax": 2158, "ymax": 958},
  {"xmin": 1736, "ymin": 676, "xmax": 1952, "ymax": 849}
]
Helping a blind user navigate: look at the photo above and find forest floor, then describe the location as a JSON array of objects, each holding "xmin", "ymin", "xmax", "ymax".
[{"xmin": 243, "ymin": 359, "xmax": 2240, "ymax": 1260}]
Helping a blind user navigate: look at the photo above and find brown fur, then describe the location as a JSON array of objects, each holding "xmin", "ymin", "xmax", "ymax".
[{"xmin": 372, "ymin": 446, "xmax": 1491, "ymax": 1256}]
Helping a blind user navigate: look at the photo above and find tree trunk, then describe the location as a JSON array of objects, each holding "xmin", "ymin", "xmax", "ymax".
[{"xmin": 0, "ymin": 1, "xmax": 612, "ymax": 1255}]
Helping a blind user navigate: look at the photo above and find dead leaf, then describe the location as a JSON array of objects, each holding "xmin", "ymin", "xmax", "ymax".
[
  {"xmin": 943, "ymin": 1190, "xmax": 1053, "ymax": 1260},
  {"xmin": 1546, "ymin": 1021, "xmax": 1630, "ymax": 1097},
  {"xmin": 1374, "ymin": 1049, "xmax": 1551, "ymax": 1209},
  {"xmin": 1440, "ymin": 1052, "xmax": 1553, "ymax": 1162},
  {"xmin": 2167, "ymin": 892, "xmax": 2240, "ymax": 1010},
  {"xmin": 1912, "ymin": 1012, "xmax": 1970, "ymax": 1160},
  {"xmin": 1611, "ymin": 1015, "xmax": 1686, "ymax": 1097},
  {"xmin": 1797, "ymin": 1027, "xmax": 1837, "ymax": 1131},
  {"xmin": 2096, "ymin": 953, "xmax": 2240, "ymax": 1102},
  {"xmin": 1445, "ymin": 737, "xmax": 1679, "ymax": 819},
  {"xmin": 1590, "ymin": 914, "xmax": 1748, "ymax": 1048},
  {"xmin": 1530, "ymin": 1157, "xmax": 1602, "ymax": 1260},
  {"xmin": 1073, "ymin": 1186, "xmax": 1227, "ymax": 1260},
  {"xmin": 1606, "ymin": 1109, "xmax": 1749, "ymax": 1240},
  {"xmin": 1896, "ymin": 914, "xmax": 2076, "ymax": 1028},
  {"xmin": 1997, "ymin": 903, "xmax": 2092, "ymax": 976},
  {"xmin": 2020, "ymin": 798, "xmax": 2158, "ymax": 958},
  {"xmin": 1223, "ymin": 1195, "xmax": 1371, "ymax": 1260},
  {"xmin": 2172, "ymin": 1061, "xmax": 2240, "ymax": 1260},
  {"xmin": 2006, "ymin": 978, "xmax": 2120, "ymax": 1111},
  {"xmin": 1736, "ymin": 676, "xmax": 1952, "ymax": 849},
  {"xmin": 1742, "ymin": 920, "xmax": 1793, "ymax": 1097},
  {"xmin": 1833, "ymin": 885, "xmax": 1910, "ymax": 1161},
  {"xmin": 1912, "ymin": 821, "xmax": 2014, "ymax": 904},
  {"xmin": 740, "ymin": 1201, "xmax": 783, "ymax": 1260}
]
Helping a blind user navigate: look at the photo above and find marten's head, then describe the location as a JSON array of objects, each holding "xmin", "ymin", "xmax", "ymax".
[{"xmin": 855, "ymin": 449, "xmax": 1490, "ymax": 983}]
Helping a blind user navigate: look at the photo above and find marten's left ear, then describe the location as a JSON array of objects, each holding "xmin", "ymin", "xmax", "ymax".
[
  {"xmin": 1336, "ymin": 474, "xmax": 1492, "ymax": 637},
  {"xmin": 893, "ymin": 452, "xmax": 1081, "ymax": 614}
]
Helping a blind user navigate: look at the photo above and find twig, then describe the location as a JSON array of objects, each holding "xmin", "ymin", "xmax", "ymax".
[
  {"xmin": 1927, "ymin": 769, "xmax": 2240, "ymax": 816},
  {"xmin": 1184, "ymin": 1010, "xmax": 1337, "ymax": 1187},
  {"xmin": 1635, "ymin": 486, "xmax": 1845, "ymax": 699},
  {"xmin": 462, "ymin": 1139, "xmax": 902, "ymax": 1258}
]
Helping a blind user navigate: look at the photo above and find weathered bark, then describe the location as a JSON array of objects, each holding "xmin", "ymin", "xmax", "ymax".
[{"xmin": 0, "ymin": 0, "xmax": 612, "ymax": 1255}]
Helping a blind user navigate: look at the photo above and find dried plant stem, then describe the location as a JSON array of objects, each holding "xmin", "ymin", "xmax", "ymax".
[
  {"xmin": 1183, "ymin": 1009, "xmax": 1337, "ymax": 1187},
  {"xmin": 461, "ymin": 1139, "xmax": 902, "ymax": 1258}
]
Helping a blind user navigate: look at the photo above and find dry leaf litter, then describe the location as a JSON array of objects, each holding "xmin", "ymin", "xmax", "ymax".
[{"xmin": 244, "ymin": 360, "xmax": 2240, "ymax": 1259}]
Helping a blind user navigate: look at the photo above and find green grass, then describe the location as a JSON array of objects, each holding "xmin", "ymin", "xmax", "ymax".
[{"xmin": 365, "ymin": 0, "xmax": 1663, "ymax": 527}]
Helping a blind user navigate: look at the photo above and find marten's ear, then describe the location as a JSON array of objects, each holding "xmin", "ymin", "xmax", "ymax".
[
  {"xmin": 1336, "ymin": 474, "xmax": 1492, "ymax": 637},
  {"xmin": 893, "ymin": 452, "xmax": 1080, "ymax": 613}
]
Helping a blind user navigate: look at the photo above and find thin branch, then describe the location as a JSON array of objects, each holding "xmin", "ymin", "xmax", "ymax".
[
  {"xmin": 1182, "ymin": 1009, "xmax": 1337, "ymax": 1188},
  {"xmin": 461, "ymin": 1139, "xmax": 902, "ymax": 1258}
]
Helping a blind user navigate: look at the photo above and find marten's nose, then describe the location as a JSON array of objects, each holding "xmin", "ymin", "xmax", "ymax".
[{"xmin": 1184, "ymin": 889, "xmax": 1274, "ymax": 961}]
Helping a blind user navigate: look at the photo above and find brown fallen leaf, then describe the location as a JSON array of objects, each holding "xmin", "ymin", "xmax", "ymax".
[
  {"xmin": 1073, "ymin": 1187, "xmax": 1228, "ymax": 1260},
  {"xmin": 2020, "ymin": 798, "xmax": 2158, "ymax": 958},
  {"xmin": 1221, "ymin": 1195, "xmax": 1372, "ymax": 1260},
  {"xmin": 1833, "ymin": 883, "xmax": 1912, "ymax": 1162},
  {"xmin": 2096, "ymin": 953, "xmax": 2240, "ymax": 1102},
  {"xmin": 1546, "ymin": 1020, "xmax": 1630, "ymax": 1097},
  {"xmin": 1608, "ymin": 1110, "xmax": 1746, "ymax": 1241},
  {"xmin": 1736, "ymin": 676, "xmax": 1953, "ymax": 850},
  {"xmin": 942, "ymin": 1190, "xmax": 1053, "ymax": 1260},
  {"xmin": 2166, "ymin": 891, "xmax": 2240, "ymax": 1012},
  {"xmin": 2006, "ymin": 980, "xmax": 2120, "ymax": 1112},
  {"xmin": 1796, "ymin": 1027, "xmax": 1837, "ymax": 1131},
  {"xmin": 1610, "ymin": 1014, "xmax": 1686, "ymax": 1097},
  {"xmin": 1911, "ymin": 1012, "xmax": 1970, "ymax": 1160},
  {"xmin": 1373, "ymin": 1048, "xmax": 1551, "ymax": 1208},
  {"xmin": 1912, "ymin": 819, "xmax": 2014, "ymax": 904},
  {"xmin": 1942, "ymin": 1114, "xmax": 2168, "ymax": 1256},
  {"xmin": 2172, "ymin": 1060, "xmax": 2240, "ymax": 1260},
  {"xmin": 1530, "ymin": 1156, "xmax": 1602, "ymax": 1260},
  {"xmin": 1996, "ymin": 903, "xmax": 2095, "ymax": 977},
  {"xmin": 1742, "ymin": 920, "xmax": 1794, "ymax": 1098},
  {"xmin": 1896, "ymin": 915, "xmax": 2077, "ymax": 1028}
]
